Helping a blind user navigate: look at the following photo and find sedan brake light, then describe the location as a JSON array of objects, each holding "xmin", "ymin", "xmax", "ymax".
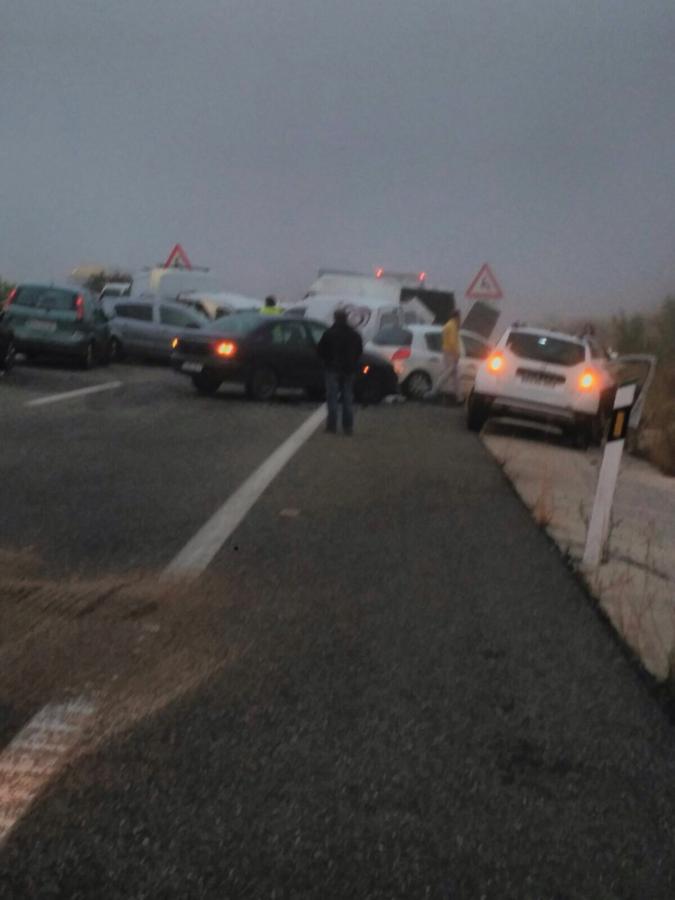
[
  {"xmin": 215, "ymin": 340, "xmax": 237, "ymax": 358},
  {"xmin": 391, "ymin": 347, "xmax": 411, "ymax": 361}
]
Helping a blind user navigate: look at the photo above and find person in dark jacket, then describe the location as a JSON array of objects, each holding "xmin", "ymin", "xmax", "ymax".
[{"xmin": 317, "ymin": 309, "xmax": 363, "ymax": 434}]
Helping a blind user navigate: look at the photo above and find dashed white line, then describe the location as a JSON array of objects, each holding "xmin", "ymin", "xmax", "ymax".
[
  {"xmin": 0, "ymin": 697, "xmax": 95, "ymax": 846},
  {"xmin": 25, "ymin": 381, "xmax": 122, "ymax": 407},
  {"xmin": 163, "ymin": 405, "xmax": 326, "ymax": 580}
]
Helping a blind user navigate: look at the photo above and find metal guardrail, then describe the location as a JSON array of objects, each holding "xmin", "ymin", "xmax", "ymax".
[{"xmin": 613, "ymin": 354, "xmax": 657, "ymax": 429}]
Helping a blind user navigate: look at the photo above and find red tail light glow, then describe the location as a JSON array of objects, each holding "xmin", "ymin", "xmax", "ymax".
[
  {"xmin": 215, "ymin": 340, "xmax": 237, "ymax": 358},
  {"xmin": 74, "ymin": 295, "xmax": 85, "ymax": 320},
  {"xmin": 418, "ymin": 271, "xmax": 426, "ymax": 282},
  {"xmin": 391, "ymin": 347, "xmax": 411, "ymax": 361},
  {"xmin": 362, "ymin": 365, "xmax": 370, "ymax": 374},
  {"xmin": 578, "ymin": 370, "xmax": 596, "ymax": 391},
  {"xmin": 375, "ymin": 267, "xmax": 384, "ymax": 278},
  {"xmin": 487, "ymin": 352, "xmax": 504, "ymax": 373},
  {"xmin": 5, "ymin": 287, "xmax": 17, "ymax": 307}
]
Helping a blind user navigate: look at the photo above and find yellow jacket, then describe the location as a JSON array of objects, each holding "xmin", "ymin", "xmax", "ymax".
[{"xmin": 442, "ymin": 318, "xmax": 459, "ymax": 355}]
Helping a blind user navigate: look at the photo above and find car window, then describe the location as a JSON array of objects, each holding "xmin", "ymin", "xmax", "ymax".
[
  {"xmin": 284, "ymin": 306, "xmax": 307, "ymax": 318},
  {"xmin": 212, "ymin": 312, "xmax": 264, "ymax": 334},
  {"xmin": 461, "ymin": 335, "xmax": 491, "ymax": 359},
  {"xmin": 12, "ymin": 286, "xmax": 77, "ymax": 311},
  {"xmin": 379, "ymin": 312, "xmax": 400, "ymax": 330},
  {"xmin": 270, "ymin": 321, "xmax": 310, "ymax": 347},
  {"xmin": 115, "ymin": 303, "xmax": 153, "ymax": 322},
  {"xmin": 160, "ymin": 305, "xmax": 201, "ymax": 327},
  {"xmin": 373, "ymin": 326, "xmax": 413, "ymax": 346},
  {"xmin": 306, "ymin": 322, "xmax": 326, "ymax": 345},
  {"xmin": 506, "ymin": 332, "xmax": 585, "ymax": 366},
  {"xmin": 425, "ymin": 332, "xmax": 443, "ymax": 352}
]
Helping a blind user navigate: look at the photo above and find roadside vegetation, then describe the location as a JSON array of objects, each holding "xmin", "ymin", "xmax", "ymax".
[{"xmin": 612, "ymin": 298, "xmax": 675, "ymax": 476}]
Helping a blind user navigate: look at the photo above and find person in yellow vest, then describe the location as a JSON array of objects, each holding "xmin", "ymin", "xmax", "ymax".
[
  {"xmin": 261, "ymin": 295, "xmax": 282, "ymax": 316},
  {"xmin": 428, "ymin": 309, "xmax": 462, "ymax": 402}
]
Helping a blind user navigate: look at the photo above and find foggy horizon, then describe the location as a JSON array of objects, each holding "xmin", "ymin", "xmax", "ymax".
[{"xmin": 2, "ymin": 0, "xmax": 675, "ymax": 324}]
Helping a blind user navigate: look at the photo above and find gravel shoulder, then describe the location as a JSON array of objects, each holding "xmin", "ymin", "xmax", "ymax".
[{"xmin": 484, "ymin": 424, "xmax": 675, "ymax": 680}]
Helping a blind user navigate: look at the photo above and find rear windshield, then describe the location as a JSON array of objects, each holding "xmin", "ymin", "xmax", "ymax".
[
  {"xmin": 373, "ymin": 326, "xmax": 413, "ymax": 347},
  {"xmin": 13, "ymin": 286, "xmax": 78, "ymax": 311},
  {"xmin": 211, "ymin": 312, "xmax": 264, "ymax": 334},
  {"xmin": 506, "ymin": 332, "xmax": 585, "ymax": 366}
]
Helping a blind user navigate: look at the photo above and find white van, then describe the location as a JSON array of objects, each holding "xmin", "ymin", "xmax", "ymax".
[
  {"xmin": 284, "ymin": 293, "xmax": 428, "ymax": 344},
  {"xmin": 176, "ymin": 290, "xmax": 262, "ymax": 320}
]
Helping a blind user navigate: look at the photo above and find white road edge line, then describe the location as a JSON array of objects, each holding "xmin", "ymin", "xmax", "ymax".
[
  {"xmin": 0, "ymin": 697, "xmax": 95, "ymax": 847},
  {"xmin": 25, "ymin": 381, "xmax": 123, "ymax": 407},
  {"xmin": 163, "ymin": 405, "xmax": 326, "ymax": 580}
]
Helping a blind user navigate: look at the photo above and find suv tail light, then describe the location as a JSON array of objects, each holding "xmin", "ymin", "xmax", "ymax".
[
  {"xmin": 74, "ymin": 295, "xmax": 85, "ymax": 321},
  {"xmin": 487, "ymin": 351, "xmax": 505, "ymax": 373},
  {"xmin": 5, "ymin": 287, "xmax": 17, "ymax": 307},
  {"xmin": 391, "ymin": 347, "xmax": 411, "ymax": 361},
  {"xmin": 578, "ymin": 369, "xmax": 596, "ymax": 391}
]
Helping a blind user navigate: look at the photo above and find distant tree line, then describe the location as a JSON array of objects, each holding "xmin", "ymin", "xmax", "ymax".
[
  {"xmin": 613, "ymin": 297, "xmax": 675, "ymax": 360},
  {"xmin": 83, "ymin": 270, "xmax": 133, "ymax": 295}
]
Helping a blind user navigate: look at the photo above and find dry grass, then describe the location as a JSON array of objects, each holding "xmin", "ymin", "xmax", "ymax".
[
  {"xmin": 640, "ymin": 362, "xmax": 675, "ymax": 476},
  {"xmin": 0, "ymin": 549, "xmax": 251, "ymax": 746}
]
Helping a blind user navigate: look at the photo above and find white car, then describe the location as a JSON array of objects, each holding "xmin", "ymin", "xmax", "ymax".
[
  {"xmin": 467, "ymin": 326, "xmax": 616, "ymax": 444},
  {"xmin": 366, "ymin": 324, "xmax": 492, "ymax": 399}
]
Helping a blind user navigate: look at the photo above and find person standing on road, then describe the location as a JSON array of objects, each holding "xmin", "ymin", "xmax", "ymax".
[
  {"xmin": 261, "ymin": 295, "xmax": 281, "ymax": 316},
  {"xmin": 317, "ymin": 309, "xmax": 363, "ymax": 435},
  {"xmin": 428, "ymin": 309, "xmax": 462, "ymax": 402}
]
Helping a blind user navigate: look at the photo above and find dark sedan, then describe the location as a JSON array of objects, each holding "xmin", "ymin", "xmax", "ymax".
[
  {"xmin": 0, "ymin": 310, "xmax": 15, "ymax": 375},
  {"xmin": 170, "ymin": 313, "xmax": 398, "ymax": 403}
]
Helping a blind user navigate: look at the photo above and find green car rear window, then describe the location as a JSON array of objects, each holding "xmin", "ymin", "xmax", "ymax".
[{"xmin": 14, "ymin": 286, "xmax": 78, "ymax": 311}]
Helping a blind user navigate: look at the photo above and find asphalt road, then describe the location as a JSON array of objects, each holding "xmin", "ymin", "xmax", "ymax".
[{"xmin": 1, "ymin": 359, "xmax": 674, "ymax": 898}]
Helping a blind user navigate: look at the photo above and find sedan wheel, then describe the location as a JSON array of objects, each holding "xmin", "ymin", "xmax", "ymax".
[
  {"xmin": 246, "ymin": 366, "xmax": 278, "ymax": 401},
  {"xmin": 192, "ymin": 372, "xmax": 222, "ymax": 396},
  {"xmin": 403, "ymin": 370, "xmax": 432, "ymax": 399},
  {"xmin": 1, "ymin": 338, "xmax": 16, "ymax": 374}
]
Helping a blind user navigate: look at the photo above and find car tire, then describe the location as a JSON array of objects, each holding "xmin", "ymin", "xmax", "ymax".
[
  {"xmin": 356, "ymin": 375, "xmax": 384, "ymax": 406},
  {"xmin": 1, "ymin": 337, "xmax": 16, "ymax": 375},
  {"xmin": 109, "ymin": 337, "xmax": 124, "ymax": 363},
  {"xmin": 467, "ymin": 392, "xmax": 489, "ymax": 432},
  {"xmin": 403, "ymin": 370, "xmax": 432, "ymax": 399},
  {"xmin": 246, "ymin": 366, "xmax": 278, "ymax": 401},
  {"xmin": 79, "ymin": 342, "xmax": 95, "ymax": 370},
  {"xmin": 192, "ymin": 372, "xmax": 222, "ymax": 396}
]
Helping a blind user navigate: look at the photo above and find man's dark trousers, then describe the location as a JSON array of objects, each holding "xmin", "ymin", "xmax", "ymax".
[{"xmin": 325, "ymin": 371, "xmax": 355, "ymax": 434}]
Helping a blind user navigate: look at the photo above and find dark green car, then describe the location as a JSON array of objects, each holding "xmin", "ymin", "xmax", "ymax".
[{"xmin": 5, "ymin": 283, "xmax": 111, "ymax": 368}]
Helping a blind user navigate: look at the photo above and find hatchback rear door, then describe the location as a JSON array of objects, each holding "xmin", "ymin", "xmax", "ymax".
[{"xmin": 9, "ymin": 285, "xmax": 84, "ymax": 341}]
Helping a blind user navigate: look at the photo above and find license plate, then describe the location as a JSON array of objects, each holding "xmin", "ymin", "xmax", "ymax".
[
  {"xmin": 28, "ymin": 319, "xmax": 57, "ymax": 333},
  {"xmin": 182, "ymin": 362, "xmax": 203, "ymax": 374}
]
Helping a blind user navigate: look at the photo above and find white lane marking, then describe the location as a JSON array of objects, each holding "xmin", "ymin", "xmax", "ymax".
[
  {"xmin": 0, "ymin": 698, "xmax": 95, "ymax": 846},
  {"xmin": 163, "ymin": 405, "xmax": 326, "ymax": 580},
  {"xmin": 25, "ymin": 381, "xmax": 122, "ymax": 407}
]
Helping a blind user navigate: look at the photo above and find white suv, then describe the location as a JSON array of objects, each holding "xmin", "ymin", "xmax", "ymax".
[{"xmin": 467, "ymin": 326, "xmax": 616, "ymax": 444}]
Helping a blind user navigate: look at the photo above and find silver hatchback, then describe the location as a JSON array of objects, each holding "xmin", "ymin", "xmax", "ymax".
[{"xmin": 107, "ymin": 299, "xmax": 206, "ymax": 361}]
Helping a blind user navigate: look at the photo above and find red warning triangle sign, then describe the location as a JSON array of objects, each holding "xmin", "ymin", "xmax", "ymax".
[
  {"xmin": 163, "ymin": 243, "xmax": 193, "ymax": 270},
  {"xmin": 466, "ymin": 263, "xmax": 503, "ymax": 301}
]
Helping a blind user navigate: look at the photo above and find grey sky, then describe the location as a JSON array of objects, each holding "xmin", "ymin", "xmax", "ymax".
[{"xmin": 2, "ymin": 0, "xmax": 675, "ymax": 320}]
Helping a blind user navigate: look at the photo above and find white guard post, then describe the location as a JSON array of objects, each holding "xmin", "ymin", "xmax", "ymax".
[{"xmin": 582, "ymin": 382, "xmax": 637, "ymax": 569}]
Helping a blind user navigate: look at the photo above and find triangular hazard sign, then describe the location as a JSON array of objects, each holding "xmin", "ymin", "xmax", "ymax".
[
  {"xmin": 163, "ymin": 243, "xmax": 192, "ymax": 270},
  {"xmin": 466, "ymin": 263, "xmax": 502, "ymax": 301}
]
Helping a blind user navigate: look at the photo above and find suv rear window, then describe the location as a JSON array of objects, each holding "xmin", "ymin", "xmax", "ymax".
[
  {"xmin": 506, "ymin": 332, "xmax": 585, "ymax": 366},
  {"xmin": 462, "ymin": 334, "xmax": 491, "ymax": 359},
  {"xmin": 115, "ymin": 304, "xmax": 153, "ymax": 322},
  {"xmin": 13, "ymin": 286, "xmax": 78, "ymax": 311},
  {"xmin": 373, "ymin": 326, "xmax": 413, "ymax": 347}
]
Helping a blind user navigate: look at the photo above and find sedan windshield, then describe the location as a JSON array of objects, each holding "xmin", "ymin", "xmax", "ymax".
[{"xmin": 506, "ymin": 332, "xmax": 585, "ymax": 366}]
